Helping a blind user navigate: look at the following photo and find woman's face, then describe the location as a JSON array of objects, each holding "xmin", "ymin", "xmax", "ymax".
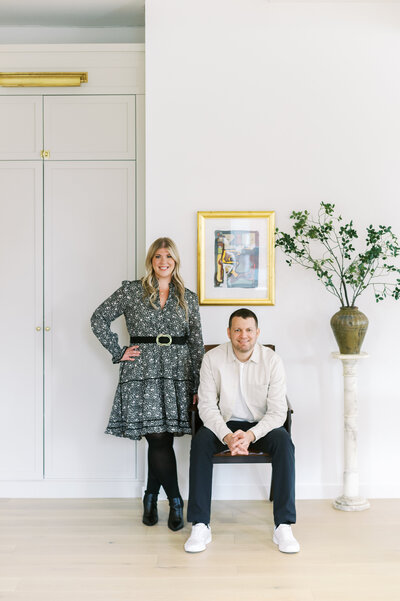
[{"xmin": 152, "ymin": 247, "xmax": 176, "ymax": 281}]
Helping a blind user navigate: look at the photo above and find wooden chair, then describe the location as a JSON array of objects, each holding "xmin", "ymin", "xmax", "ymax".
[{"xmin": 190, "ymin": 344, "xmax": 293, "ymax": 502}]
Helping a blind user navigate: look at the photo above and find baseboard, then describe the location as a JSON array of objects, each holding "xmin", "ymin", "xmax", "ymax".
[
  {"xmin": 295, "ymin": 483, "xmax": 400, "ymax": 500},
  {"xmin": 209, "ymin": 483, "xmax": 400, "ymax": 501},
  {"xmin": 0, "ymin": 479, "xmax": 145, "ymax": 498}
]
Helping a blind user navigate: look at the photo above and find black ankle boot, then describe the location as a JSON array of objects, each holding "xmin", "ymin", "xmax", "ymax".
[
  {"xmin": 142, "ymin": 492, "xmax": 158, "ymax": 526},
  {"xmin": 168, "ymin": 497, "xmax": 184, "ymax": 531}
]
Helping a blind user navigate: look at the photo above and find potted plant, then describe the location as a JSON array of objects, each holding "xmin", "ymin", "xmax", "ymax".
[{"xmin": 275, "ymin": 202, "xmax": 400, "ymax": 354}]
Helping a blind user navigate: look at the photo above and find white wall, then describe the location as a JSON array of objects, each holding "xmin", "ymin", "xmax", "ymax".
[{"xmin": 145, "ymin": 0, "xmax": 400, "ymax": 499}]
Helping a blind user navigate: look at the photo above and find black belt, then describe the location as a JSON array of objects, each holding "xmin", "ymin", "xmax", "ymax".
[{"xmin": 130, "ymin": 335, "xmax": 187, "ymax": 347}]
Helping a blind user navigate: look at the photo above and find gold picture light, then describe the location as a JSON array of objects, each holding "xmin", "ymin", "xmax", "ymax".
[{"xmin": 0, "ymin": 72, "xmax": 88, "ymax": 87}]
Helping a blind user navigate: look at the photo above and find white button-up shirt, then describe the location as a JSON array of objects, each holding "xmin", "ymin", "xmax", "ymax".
[{"xmin": 198, "ymin": 342, "xmax": 287, "ymax": 442}]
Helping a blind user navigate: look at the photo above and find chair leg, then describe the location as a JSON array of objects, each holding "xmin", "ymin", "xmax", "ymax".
[{"xmin": 269, "ymin": 470, "xmax": 274, "ymax": 502}]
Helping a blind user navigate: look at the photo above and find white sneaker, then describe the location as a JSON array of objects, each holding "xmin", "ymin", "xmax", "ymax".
[
  {"xmin": 273, "ymin": 524, "xmax": 300, "ymax": 553},
  {"xmin": 184, "ymin": 523, "xmax": 212, "ymax": 553}
]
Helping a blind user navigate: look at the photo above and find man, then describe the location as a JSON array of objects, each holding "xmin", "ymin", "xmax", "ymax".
[{"xmin": 184, "ymin": 308, "xmax": 299, "ymax": 554}]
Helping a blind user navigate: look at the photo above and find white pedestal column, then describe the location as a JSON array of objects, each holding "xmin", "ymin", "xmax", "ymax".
[{"xmin": 332, "ymin": 352, "xmax": 370, "ymax": 511}]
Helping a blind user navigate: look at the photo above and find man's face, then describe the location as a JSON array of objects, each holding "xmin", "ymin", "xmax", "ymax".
[{"xmin": 227, "ymin": 316, "xmax": 260, "ymax": 356}]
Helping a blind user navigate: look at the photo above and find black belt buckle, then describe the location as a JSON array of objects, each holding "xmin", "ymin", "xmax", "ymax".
[{"xmin": 156, "ymin": 333, "xmax": 172, "ymax": 347}]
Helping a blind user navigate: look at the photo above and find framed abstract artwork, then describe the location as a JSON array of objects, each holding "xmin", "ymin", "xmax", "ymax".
[{"xmin": 197, "ymin": 211, "xmax": 275, "ymax": 305}]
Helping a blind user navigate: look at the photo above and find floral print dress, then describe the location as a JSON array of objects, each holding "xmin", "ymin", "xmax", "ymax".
[{"xmin": 91, "ymin": 280, "xmax": 204, "ymax": 440}]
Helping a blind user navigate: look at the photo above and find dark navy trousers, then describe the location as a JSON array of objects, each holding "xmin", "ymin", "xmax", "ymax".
[{"xmin": 187, "ymin": 421, "xmax": 296, "ymax": 527}]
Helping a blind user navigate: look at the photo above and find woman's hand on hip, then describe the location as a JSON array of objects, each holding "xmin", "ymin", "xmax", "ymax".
[{"xmin": 121, "ymin": 345, "xmax": 141, "ymax": 362}]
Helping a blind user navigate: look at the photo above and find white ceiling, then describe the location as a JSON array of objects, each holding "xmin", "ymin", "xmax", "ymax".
[{"xmin": 0, "ymin": 0, "xmax": 145, "ymax": 28}]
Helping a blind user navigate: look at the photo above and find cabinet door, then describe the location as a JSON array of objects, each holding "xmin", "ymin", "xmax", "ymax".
[
  {"xmin": 43, "ymin": 96, "xmax": 135, "ymax": 160},
  {"xmin": 0, "ymin": 162, "xmax": 43, "ymax": 479},
  {"xmin": 43, "ymin": 161, "xmax": 137, "ymax": 480},
  {"xmin": 0, "ymin": 96, "xmax": 42, "ymax": 160}
]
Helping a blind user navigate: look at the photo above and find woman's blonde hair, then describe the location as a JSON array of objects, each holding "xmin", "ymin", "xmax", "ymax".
[{"xmin": 141, "ymin": 237, "xmax": 188, "ymax": 318}]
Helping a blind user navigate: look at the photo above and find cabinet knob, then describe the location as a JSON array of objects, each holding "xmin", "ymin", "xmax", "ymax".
[
  {"xmin": 41, "ymin": 150, "xmax": 50, "ymax": 159},
  {"xmin": 45, "ymin": 326, "xmax": 51, "ymax": 331},
  {"xmin": 36, "ymin": 326, "xmax": 42, "ymax": 331}
]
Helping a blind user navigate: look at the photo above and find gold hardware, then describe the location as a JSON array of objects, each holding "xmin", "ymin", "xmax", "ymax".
[
  {"xmin": 41, "ymin": 150, "xmax": 50, "ymax": 159},
  {"xmin": 0, "ymin": 72, "xmax": 88, "ymax": 87},
  {"xmin": 45, "ymin": 327, "xmax": 51, "ymax": 332},
  {"xmin": 36, "ymin": 326, "xmax": 42, "ymax": 331}
]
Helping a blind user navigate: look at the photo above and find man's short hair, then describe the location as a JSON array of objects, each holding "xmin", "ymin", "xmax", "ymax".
[{"xmin": 228, "ymin": 308, "xmax": 258, "ymax": 329}]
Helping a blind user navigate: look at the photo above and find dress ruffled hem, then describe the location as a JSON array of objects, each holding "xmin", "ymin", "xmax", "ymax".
[{"xmin": 105, "ymin": 422, "xmax": 191, "ymax": 441}]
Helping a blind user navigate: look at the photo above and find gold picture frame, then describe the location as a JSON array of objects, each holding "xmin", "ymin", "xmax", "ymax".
[{"xmin": 197, "ymin": 211, "xmax": 275, "ymax": 305}]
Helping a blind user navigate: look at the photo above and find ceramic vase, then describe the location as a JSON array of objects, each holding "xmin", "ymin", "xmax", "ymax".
[{"xmin": 330, "ymin": 306, "xmax": 368, "ymax": 355}]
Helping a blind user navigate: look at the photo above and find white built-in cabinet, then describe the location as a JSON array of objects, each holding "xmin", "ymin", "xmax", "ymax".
[{"xmin": 0, "ymin": 45, "xmax": 145, "ymax": 497}]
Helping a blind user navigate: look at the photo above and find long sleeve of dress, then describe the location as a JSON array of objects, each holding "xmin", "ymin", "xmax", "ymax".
[
  {"xmin": 186, "ymin": 291, "xmax": 204, "ymax": 393},
  {"xmin": 90, "ymin": 282, "xmax": 129, "ymax": 363}
]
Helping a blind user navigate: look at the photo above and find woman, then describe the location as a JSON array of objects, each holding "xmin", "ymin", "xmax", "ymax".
[{"xmin": 91, "ymin": 237, "xmax": 204, "ymax": 531}]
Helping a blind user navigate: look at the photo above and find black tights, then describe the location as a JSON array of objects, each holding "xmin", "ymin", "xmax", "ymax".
[{"xmin": 145, "ymin": 432, "xmax": 181, "ymax": 499}]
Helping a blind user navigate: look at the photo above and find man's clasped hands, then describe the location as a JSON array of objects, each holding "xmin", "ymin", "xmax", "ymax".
[{"xmin": 223, "ymin": 429, "xmax": 256, "ymax": 455}]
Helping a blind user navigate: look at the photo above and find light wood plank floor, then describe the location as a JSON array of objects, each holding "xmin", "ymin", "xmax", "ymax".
[{"xmin": 0, "ymin": 498, "xmax": 399, "ymax": 601}]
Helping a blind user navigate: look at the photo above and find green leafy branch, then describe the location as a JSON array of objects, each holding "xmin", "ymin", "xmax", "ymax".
[{"xmin": 275, "ymin": 202, "xmax": 400, "ymax": 307}]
